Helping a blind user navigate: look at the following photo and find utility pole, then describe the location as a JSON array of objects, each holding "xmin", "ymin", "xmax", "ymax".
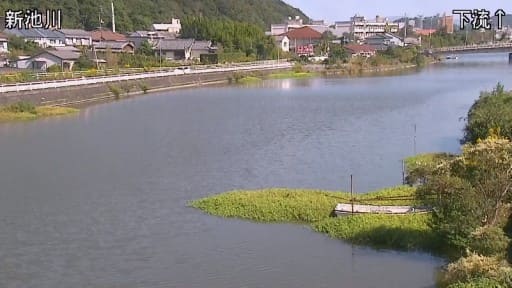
[{"xmin": 111, "ymin": 1, "xmax": 115, "ymax": 33}]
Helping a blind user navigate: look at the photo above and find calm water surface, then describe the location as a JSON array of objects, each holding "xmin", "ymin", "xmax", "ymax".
[{"xmin": 0, "ymin": 53, "xmax": 511, "ymax": 288}]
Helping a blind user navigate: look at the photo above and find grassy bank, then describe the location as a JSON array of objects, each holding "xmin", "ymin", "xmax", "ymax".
[
  {"xmin": 0, "ymin": 102, "xmax": 79, "ymax": 122},
  {"xmin": 190, "ymin": 186, "xmax": 438, "ymax": 251},
  {"xmin": 237, "ymin": 76, "xmax": 263, "ymax": 84},
  {"xmin": 267, "ymin": 71, "xmax": 318, "ymax": 79}
]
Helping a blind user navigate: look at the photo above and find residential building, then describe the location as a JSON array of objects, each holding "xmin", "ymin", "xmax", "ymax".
[
  {"xmin": 4, "ymin": 28, "xmax": 65, "ymax": 48},
  {"xmin": 306, "ymin": 20, "xmax": 330, "ymax": 34},
  {"xmin": 350, "ymin": 15, "xmax": 399, "ymax": 40},
  {"xmin": 127, "ymin": 31, "xmax": 176, "ymax": 49},
  {"xmin": 415, "ymin": 16, "xmax": 424, "ymax": 29},
  {"xmin": 155, "ymin": 39, "xmax": 214, "ymax": 60},
  {"xmin": 0, "ymin": 32, "xmax": 8, "ymax": 53},
  {"xmin": 190, "ymin": 41, "xmax": 214, "ymax": 60},
  {"xmin": 414, "ymin": 29, "xmax": 437, "ymax": 36},
  {"xmin": 404, "ymin": 37, "xmax": 421, "ymax": 46},
  {"xmin": 270, "ymin": 16, "xmax": 304, "ymax": 36},
  {"xmin": 59, "ymin": 29, "xmax": 92, "ymax": 46},
  {"xmin": 438, "ymin": 14, "xmax": 454, "ymax": 34},
  {"xmin": 332, "ymin": 21, "xmax": 351, "ymax": 38},
  {"xmin": 344, "ymin": 44, "xmax": 376, "ymax": 57},
  {"xmin": 21, "ymin": 49, "xmax": 81, "ymax": 71},
  {"xmin": 93, "ymin": 41, "xmax": 135, "ymax": 53},
  {"xmin": 273, "ymin": 35, "xmax": 290, "ymax": 52},
  {"xmin": 152, "ymin": 19, "xmax": 181, "ymax": 34},
  {"xmin": 364, "ymin": 33, "xmax": 404, "ymax": 50},
  {"xmin": 280, "ymin": 26, "xmax": 322, "ymax": 52},
  {"xmin": 91, "ymin": 29, "xmax": 127, "ymax": 42}
]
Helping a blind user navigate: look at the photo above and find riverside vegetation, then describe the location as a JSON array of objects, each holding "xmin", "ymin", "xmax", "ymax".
[
  {"xmin": 0, "ymin": 101, "xmax": 78, "ymax": 122},
  {"xmin": 191, "ymin": 83, "xmax": 512, "ymax": 288}
]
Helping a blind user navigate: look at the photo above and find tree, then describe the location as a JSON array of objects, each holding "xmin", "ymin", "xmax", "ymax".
[
  {"xmin": 418, "ymin": 134, "xmax": 512, "ymax": 251},
  {"xmin": 137, "ymin": 40, "xmax": 154, "ymax": 56},
  {"xmin": 462, "ymin": 83, "xmax": 512, "ymax": 144}
]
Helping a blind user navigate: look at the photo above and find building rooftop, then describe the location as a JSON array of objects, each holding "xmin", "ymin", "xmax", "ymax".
[
  {"xmin": 157, "ymin": 39, "xmax": 194, "ymax": 50},
  {"xmin": 34, "ymin": 49, "xmax": 81, "ymax": 60},
  {"xmin": 93, "ymin": 41, "xmax": 133, "ymax": 49},
  {"xmin": 91, "ymin": 29, "xmax": 127, "ymax": 42},
  {"xmin": 59, "ymin": 29, "xmax": 91, "ymax": 38},
  {"xmin": 281, "ymin": 26, "xmax": 322, "ymax": 39},
  {"xmin": 4, "ymin": 28, "xmax": 64, "ymax": 39}
]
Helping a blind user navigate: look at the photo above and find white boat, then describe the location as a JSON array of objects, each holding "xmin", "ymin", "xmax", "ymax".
[{"xmin": 333, "ymin": 203, "xmax": 429, "ymax": 216}]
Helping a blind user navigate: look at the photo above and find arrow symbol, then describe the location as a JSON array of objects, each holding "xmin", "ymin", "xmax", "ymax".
[{"xmin": 495, "ymin": 9, "xmax": 506, "ymax": 30}]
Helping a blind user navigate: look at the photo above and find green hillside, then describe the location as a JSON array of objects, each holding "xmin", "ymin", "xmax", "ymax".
[{"xmin": 0, "ymin": 0, "xmax": 308, "ymax": 32}]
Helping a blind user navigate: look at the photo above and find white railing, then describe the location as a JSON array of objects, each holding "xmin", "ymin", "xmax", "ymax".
[
  {"xmin": 432, "ymin": 42, "xmax": 512, "ymax": 52},
  {"xmin": 0, "ymin": 60, "xmax": 292, "ymax": 93}
]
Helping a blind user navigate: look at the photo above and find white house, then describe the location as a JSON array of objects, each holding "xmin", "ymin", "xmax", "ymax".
[
  {"xmin": 364, "ymin": 33, "xmax": 404, "ymax": 50},
  {"xmin": 0, "ymin": 32, "xmax": 8, "ymax": 53},
  {"xmin": 4, "ymin": 28, "xmax": 65, "ymax": 48},
  {"xmin": 21, "ymin": 50, "xmax": 81, "ymax": 71},
  {"xmin": 59, "ymin": 29, "xmax": 92, "ymax": 46},
  {"xmin": 273, "ymin": 35, "xmax": 290, "ymax": 52},
  {"xmin": 152, "ymin": 18, "xmax": 181, "ymax": 34}
]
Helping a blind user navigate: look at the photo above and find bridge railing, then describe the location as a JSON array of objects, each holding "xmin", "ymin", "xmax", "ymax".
[{"xmin": 431, "ymin": 42, "xmax": 512, "ymax": 52}]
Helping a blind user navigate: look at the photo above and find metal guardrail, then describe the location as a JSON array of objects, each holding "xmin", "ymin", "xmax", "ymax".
[
  {"xmin": 0, "ymin": 60, "xmax": 292, "ymax": 93},
  {"xmin": 431, "ymin": 42, "xmax": 512, "ymax": 52},
  {"xmin": 0, "ymin": 60, "xmax": 288, "ymax": 83}
]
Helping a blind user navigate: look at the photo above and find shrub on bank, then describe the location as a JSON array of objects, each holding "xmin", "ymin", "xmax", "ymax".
[{"xmin": 438, "ymin": 254, "xmax": 512, "ymax": 288}]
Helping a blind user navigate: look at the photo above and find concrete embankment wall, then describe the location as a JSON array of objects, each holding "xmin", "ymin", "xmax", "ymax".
[{"xmin": 0, "ymin": 68, "xmax": 289, "ymax": 107}]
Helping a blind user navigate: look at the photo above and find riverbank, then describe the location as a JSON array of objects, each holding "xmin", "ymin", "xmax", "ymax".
[
  {"xmin": 190, "ymin": 185, "xmax": 440, "ymax": 252},
  {"xmin": 0, "ymin": 102, "xmax": 78, "ymax": 122}
]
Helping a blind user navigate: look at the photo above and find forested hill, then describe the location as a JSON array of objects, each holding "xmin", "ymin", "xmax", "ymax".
[{"xmin": 0, "ymin": 0, "xmax": 308, "ymax": 32}]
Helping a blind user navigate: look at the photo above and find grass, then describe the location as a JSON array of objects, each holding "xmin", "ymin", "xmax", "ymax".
[
  {"xmin": 267, "ymin": 71, "xmax": 318, "ymax": 79},
  {"xmin": 237, "ymin": 76, "xmax": 263, "ymax": 84},
  {"xmin": 190, "ymin": 186, "xmax": 438, "ymax": 252},
  {"xmin": 0, "ymin": 102, "xmax": 79, "ymax": 122}
]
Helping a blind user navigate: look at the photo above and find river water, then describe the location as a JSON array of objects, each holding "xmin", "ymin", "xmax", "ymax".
[{"xmin": 0, "ymin": 53, "xmax": 510, "ymax": 288}]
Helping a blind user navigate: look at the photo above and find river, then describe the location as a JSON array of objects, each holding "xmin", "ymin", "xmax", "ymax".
[{"xmin": 0, "ymin": 53, "xmax": 510, "ymax": 288}]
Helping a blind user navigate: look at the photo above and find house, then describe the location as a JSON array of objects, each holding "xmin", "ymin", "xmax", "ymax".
[
  {"xmin": 364, "ymin": 33, "xmax": 404, "ymax": 51},
  {"xmin": 155, "ymin": 39, "xmax": 215, "ymax": 60},
  {"xmin": 152, "ymin": 19, "xmax": 181, "ymax": 34},
  {"xmin": 91, "ymin": 29, "xmax": 127, "ymax": 42},
  {"xmin": 4, "ymin": 28, "xmax": 65, "ymax": 48},
  {"xmin": 21, "ymin": 49, "xmax": 81, "ymax": 71},
  {"xmin": 414, "ymin": 29, "xmax": 437, "ymax": 36},
  {"xmin": 93, "ymin": 41, "xmax": 135, "ymax": 54},
  {"xmin": 155, "ymin": 39, "xmax": 194, "ymax": 60},
  {"xmin": 273, "ymin": 35, "xmax": 290, "ymax": 52},
  {"xmin": 59, "ymin": 29, "xmax": 92, "ymax": 46},
  {"xmin": 0, "ymin": 32, "xmax": 8, "ymax": 53},
  {"xmin": 344, "ymin": 44, "xmax": 376, "ymax": 58},
  {"xmin": 404, "ymin": 37, "xmax": 421, "ymax": 46},
  {"xmin": 306, "ymin": 20, "xmax": 331, "ymax": 34},
  {"xmin": 127, "ymin": 31, "xmax": 176, "ymax": 49},
  {"xmin": 190, "ymin": 40, "xmax": 214, "ymax": 60},
  {"xmin": 280, "ymin": 26, "xmax": 322, "ymax": 52}
]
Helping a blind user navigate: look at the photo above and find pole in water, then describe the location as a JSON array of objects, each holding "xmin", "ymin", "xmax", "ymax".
[
  {"xmin": 413, "ymin": 123, "xmax": 417, "ymax": 155},
  {"xmin": 402, "ymin": 159, "xmax": 406, "ymax": 185},
  {"xmin": 350, "ymin": 174, "xmax": 354, "ymax": 215}
]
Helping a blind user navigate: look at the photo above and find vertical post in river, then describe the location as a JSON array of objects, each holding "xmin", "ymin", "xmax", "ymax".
[
  {"xmin": 350, "ymin": 174, "xmax": 354, "ymax": 215},
  {"xmin": 402, "ymin": 159, "xmax": 406, "ymax": 185}
]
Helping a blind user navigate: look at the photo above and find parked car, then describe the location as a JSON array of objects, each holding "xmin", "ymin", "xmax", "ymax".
[{"xmin": 174, "ymin": 67, "xmax": 191, "ymax": 74}]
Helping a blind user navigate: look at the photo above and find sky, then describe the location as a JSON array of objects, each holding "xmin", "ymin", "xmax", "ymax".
[{"xmin": 284, "ymin": 0, "xmax": 509, "ymax": 23}]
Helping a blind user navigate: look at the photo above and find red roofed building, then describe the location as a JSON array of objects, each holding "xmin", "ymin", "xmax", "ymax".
[
  {"xmin": 91, "ymin": 28, "xmax": 127, "ymax": 42},
  {"xmin": 344, "ymin": 44, "xmax": 376, "ymax": 58},
  {"xmin": 280, "ymin": 26, "xmax": 322, "ymax": 55},
  {"xmin": 414, "ymin": 29, "xmax": 437, "ymax": 36}
]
